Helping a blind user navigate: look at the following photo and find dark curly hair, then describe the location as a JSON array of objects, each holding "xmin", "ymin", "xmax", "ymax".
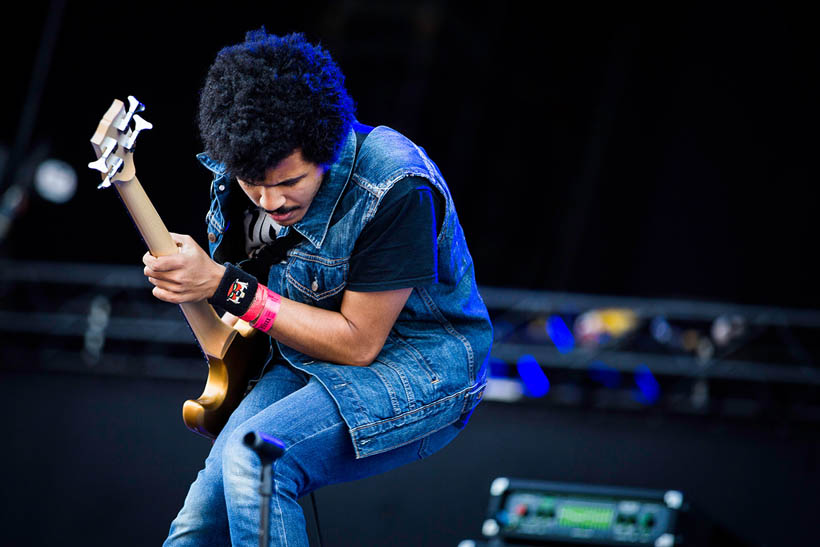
[{"xmin": 198, "ymin": 30, "xmax": 355, "ymax": 182}]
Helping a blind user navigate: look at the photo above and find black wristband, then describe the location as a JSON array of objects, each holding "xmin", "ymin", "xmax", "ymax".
[{"xmin": 208, "ymin": 263, "xmax": 259, "ymax": 317}]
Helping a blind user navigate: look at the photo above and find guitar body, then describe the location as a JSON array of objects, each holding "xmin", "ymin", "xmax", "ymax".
[
  {"xmin": 89, "ymin": 96, "xmax": 268, "ymax": 440},
  {"xmin": 183, "ymin": 319, "xmax": 270, "ymax": 438}
]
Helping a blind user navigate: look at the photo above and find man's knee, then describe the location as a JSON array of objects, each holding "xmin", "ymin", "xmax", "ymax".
[
  {"xmin": 221, "ymin": 429, "xmax": 302, "ymax": 498},
  {"xmin": 221, "ymin": 430, "xmax": 258, "ymax": 487}
]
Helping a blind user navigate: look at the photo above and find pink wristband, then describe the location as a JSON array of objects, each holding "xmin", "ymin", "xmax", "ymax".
[
  {"xmin": 250, "ymin": 286, "xmax": 282, "ymax": 332},
  {"xmin": 239, "ymin": 283, "xmax": 267, "ymax": 323}
]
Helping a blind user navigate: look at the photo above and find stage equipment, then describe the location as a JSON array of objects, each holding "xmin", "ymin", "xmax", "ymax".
[
  {"xmin": 481, "ymin": 478, "xmax": 682, "ymax": 546},
  {"xmin": 480, "ymin": 287, "xmax": 820, "ymax": 419}
]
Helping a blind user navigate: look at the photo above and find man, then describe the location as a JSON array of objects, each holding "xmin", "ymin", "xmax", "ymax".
[{"xmin": 143, "ymin": 29, "xmax": 492, "ymax": 546}]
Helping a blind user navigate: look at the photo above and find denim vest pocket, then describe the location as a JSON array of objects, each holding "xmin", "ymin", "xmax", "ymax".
[
  {"xmin": 285, "ymin": 250, "xmax": 348, "ymax": 307},
  {"xmin": 368, "ymin": 360, "xmax": 415, "ymax": 414},
  {"xmin": 385, "ymin": 333, "xmax": 440, "ymax": 387}
]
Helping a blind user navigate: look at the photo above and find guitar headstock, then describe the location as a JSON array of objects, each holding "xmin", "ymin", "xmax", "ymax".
[{"xmin": 88, "ymin": 96, "xmax": 153, "ymax": 189}]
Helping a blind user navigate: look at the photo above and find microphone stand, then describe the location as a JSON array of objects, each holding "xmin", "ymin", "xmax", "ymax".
[{"xmin": 244, "ymin": 431, "xmax": 286, "ymax": 547}]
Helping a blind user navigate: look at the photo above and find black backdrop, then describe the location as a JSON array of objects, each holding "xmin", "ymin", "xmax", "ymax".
[
  {"xmin": 2, "ymin": 2, "xmax": 817, "ymax": 308},
  {"xmin": 2, "ymin": 3, "xmax": 819, "ymax": 546}
]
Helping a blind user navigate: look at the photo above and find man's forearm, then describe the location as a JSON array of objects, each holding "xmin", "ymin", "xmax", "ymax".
[{"xmin": 263, "ymin": 296, "xmax": 378, "ymax": 367}]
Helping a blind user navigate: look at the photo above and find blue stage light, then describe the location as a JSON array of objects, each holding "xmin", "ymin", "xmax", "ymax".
[
  {"xmin": 517, "ymin": 354, "xmax": 550, "ymax": 397},
  {"xmin": 546, "ymin": 315, "xmax": 575, "ymax": 354},
  {"xmin": 633, "ymin": 364, "xmax": 660, "ymax": 404}
]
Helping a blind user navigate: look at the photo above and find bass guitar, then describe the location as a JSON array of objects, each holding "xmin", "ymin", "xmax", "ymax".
[{"xmin": 88, "ymin": 96, "xmax": 267, "ymax": 439}]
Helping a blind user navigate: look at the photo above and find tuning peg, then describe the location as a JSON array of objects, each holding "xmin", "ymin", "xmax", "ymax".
[
  {"xmin": 88, "ymin": 156, "xmax": 109, "ymax": 174},
  {"xmin": 123, "ymin": 114, "xmax": 153, "ymax": 150},
  {"xmin": 115, "ymin": 95, "xmax": 149, "ymax": 133},
  {"xmin": 98, "ymin": 156, "xmax": 123, "ymax": 189},
  {"xmin": 129, "ymin": 95, "xmax": 145, "ymax": 113},
  {"xmin": 133, "ymin": 113, "xmax": 152, "ymax": 132},
  {"xmin": 92, "ymin": 154, "xmax": 123, "ymax": 189},
  {"xmin": 88, "ymin": 135, "xmax": 124, "ymax": 189}
]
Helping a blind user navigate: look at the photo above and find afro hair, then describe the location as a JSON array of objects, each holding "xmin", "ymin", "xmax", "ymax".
[{"xmin": 198, "ymin": 30, "xmax": 355, "ymax": 182}]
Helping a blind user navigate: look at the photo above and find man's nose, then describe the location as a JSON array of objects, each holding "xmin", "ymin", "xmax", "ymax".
[{"xmin": 259, "ymin": 186, "xmax": 286, "ymax": 211}]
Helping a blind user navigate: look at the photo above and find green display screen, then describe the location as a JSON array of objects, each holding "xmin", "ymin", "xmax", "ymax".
[{"xmin": 558, "ymin": 505, "xmax": 614, "ymax": 530}]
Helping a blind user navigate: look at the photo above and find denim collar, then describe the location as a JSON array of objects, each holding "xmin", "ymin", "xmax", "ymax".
[
  {"xmin": 289, "ymin": 128, "xmax": 355, "ymax": 248},
  {"xmin": 196, "ymin": 127, "xmax": 356, "ymax": 249},
  {"xmin": 196, "ymin": 152, "xmax": 227, "ymax": 175}
]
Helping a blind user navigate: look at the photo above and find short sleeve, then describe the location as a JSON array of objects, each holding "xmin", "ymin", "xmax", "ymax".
[{"xmin": 346, "ymin": 177, "xmax": 444, "ymax": 292}]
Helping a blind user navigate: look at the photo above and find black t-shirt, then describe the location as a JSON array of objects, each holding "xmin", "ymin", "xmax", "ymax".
[{"xmin": 346, "ymin": 175, "xmax": 444, "ymax": 291}]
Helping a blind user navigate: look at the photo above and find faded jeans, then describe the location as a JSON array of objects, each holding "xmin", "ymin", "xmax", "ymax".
[{"xmin": 163, "ymin": 362, "xmax": 461, "ymax": 546}]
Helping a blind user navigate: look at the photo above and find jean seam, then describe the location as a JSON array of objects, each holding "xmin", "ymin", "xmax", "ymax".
[{"xmin": 271, "ymin": 457, "xmax": 290, "ymax": 547}]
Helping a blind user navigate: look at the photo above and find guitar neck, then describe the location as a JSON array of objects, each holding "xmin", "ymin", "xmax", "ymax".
[{"xmin": 115, "ymin": 175, "xmax": 236, "ymax": 358}]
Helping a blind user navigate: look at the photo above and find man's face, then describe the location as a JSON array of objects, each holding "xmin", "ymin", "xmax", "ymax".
[{"xmin": 236, "ymin": 149, "xmax": 326, "ymax": 226}]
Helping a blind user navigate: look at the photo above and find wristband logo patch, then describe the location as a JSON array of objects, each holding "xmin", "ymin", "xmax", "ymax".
[{"xmin": 227, "ymin": 279, "xmax": 249, "ymax": 304}]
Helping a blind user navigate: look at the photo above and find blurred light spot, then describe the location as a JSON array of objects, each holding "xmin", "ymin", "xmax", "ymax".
[
  {"xmin": 517, "ymin": 354, "xmax": 550, "ymax": 397},
  {"xmin": 35, "ymin": 158, "xmax": 77, "ymax": 203},
  {"xmin": 484, "ymin": 377, "xmax": 524, "ymax": 402},
  {"xmin": 633, "ymin": 364, "xmax": 660, "ymax": 405},
  {"xmin": 711, "ymin": 314, "xmax": 746, "ymax": 347},
  {"xmin": 650, "ymin": 316, "xmax": 672, "ymax": 344},
  {"xmin": 588, "ymin": 360, "xmax": 621, "ymax": 388},
  {"xmin": 546, "ymin": 315, "xmax": 575, "ymax": 353}
]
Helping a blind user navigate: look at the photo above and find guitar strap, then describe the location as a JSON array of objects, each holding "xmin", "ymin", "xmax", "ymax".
[{"xmin": 239, "ymin": 229, "xmax": 302, "ymax": 281}]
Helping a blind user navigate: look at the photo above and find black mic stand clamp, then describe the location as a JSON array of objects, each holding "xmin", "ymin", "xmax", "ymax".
[{"xmin": 244, "ymin": 431, "xmax": 287, "ymax": 547}]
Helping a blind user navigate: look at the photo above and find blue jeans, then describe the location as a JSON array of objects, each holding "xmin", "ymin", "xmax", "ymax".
[{"xmin": 164, "ymin": 362, "xmax": 461, "ymax": 546}]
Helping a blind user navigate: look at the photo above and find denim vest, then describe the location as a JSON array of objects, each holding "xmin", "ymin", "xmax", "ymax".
[{"xmin": 198, "ymin": 126, "xmax": 492, "ymax": 458}]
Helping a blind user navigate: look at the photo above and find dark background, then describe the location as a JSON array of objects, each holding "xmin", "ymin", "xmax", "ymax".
[
  {"xmin": 1, "ymin": 2, "xmax": 818, "ymax": 546},
  {"xmin": 2, "ymin": 2, "xmax": 817, "ymax": 308}
]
